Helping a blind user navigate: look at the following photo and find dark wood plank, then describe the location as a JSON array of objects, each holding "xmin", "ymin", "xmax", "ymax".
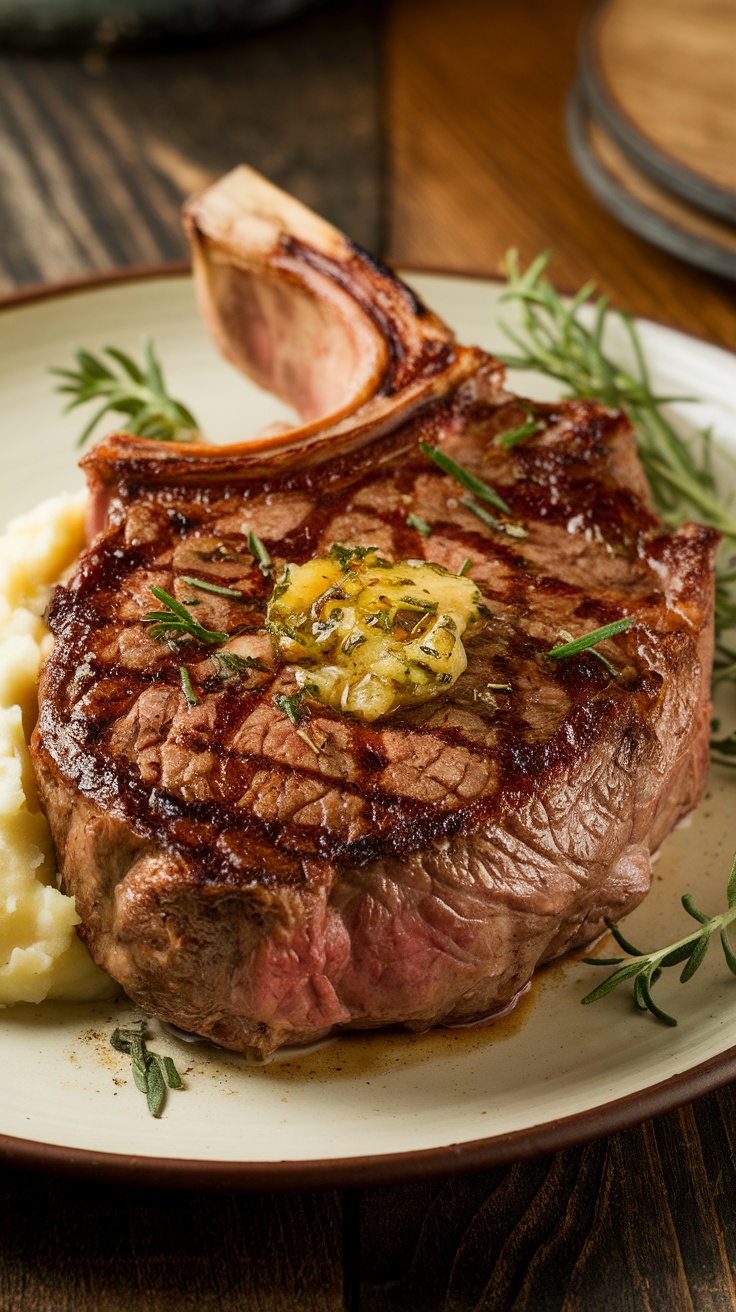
[
  {"xmin": 0, "ymin": 9, "xmax": 382, "ymax": 1310},
  {"xmin": 0, "ymin": 0, "xmax": 381, "ymax": 292},
  {"xmin": 0, "ymin": 1165, "xmax": 344, "ymax": 1312},
  {"xmin": 379, "ymin": 10, "xmax": 736, "ymax": 1296},
  {"xmin": 358, "ymin": 1086, "xmax": 736, "ymax": 1310},
  {"xmin": 384, "ymin": 0, "xmax": 736, "ymax": 352}
]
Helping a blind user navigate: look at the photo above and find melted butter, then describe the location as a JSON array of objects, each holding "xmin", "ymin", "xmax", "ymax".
[{"xmin": 266, "ymin": 545, "xmax": 485, "ymax": 721}]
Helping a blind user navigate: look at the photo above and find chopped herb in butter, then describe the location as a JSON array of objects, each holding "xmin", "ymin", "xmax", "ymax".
[{"xmin": 266, "ymin": 545, "xmax": 486, "ymax": 722}]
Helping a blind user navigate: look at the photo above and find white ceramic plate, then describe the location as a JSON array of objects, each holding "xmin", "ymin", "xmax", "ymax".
[{"xmin": 1, "ymin": 269, "xmax": 736, "ymax": 1188}]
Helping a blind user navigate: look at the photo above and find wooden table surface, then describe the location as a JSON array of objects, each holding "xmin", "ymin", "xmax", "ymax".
[{"xmin": 3, "ymin": 1, "xmax": 736, "ymax": 1307}]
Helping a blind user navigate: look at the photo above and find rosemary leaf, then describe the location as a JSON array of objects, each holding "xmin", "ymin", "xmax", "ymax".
[
  {"xmin": 144, "ymin": 587, "xmax": 229, "ymax": 645},
  {"xmin": 146, "ymin": 1056, "xmax": 166, "ymax": 1117},
  {"xmin": 548, "ymin": 618, "xmax": 632, "ymax": 660},
  {"xmin": 681, "ymin": 893, "xmax": 711, "ymax": 926},
  {"xmin": 680, "ymin": 927, "xmax": 713, "ymax": 982},
  {"xmin": 458, "ymin": 558, "xmax": 472, "ymax": 577},
  {"xmin": 497, "ymin": 418, "xmax": 542, "ymax": 449},
  {"xmin": 179, "ymin": 665, "xmax": 198, "ymax": 707},
  {"xmin": 581, "ymin": 855, "xmax": 736, "ymax": 1024},
  {"xmin": 461, "ymin": 498, "xmax": 528, "ymax": 539},
  {"xmin": 163, "ymin": 1056, "xmax": 184, "ymax": 1089},
  {"xmin": 406, "ymin": 512, "xmax": 432, "ymax": 537},
  {"xmin": 329, "ymin": 544, "xmax": 378, "ymax": 571},
  {"xmin": 728, "ymin": 854, "xmax": 736, "ymax": 909},
  {"xmin": 419, "ymin": 442, "xmax": 513, "ymax": 515},
  {"xmin": 721, "ymin": 927, "xmax": 736, "ymax": 975},
  {"xmin": 248, "ymin": 531, "xmax": 272, "ymax": 576},
  {"xmin": 181, "ymin": 575, "xmax": 248, "ymax": 601}
]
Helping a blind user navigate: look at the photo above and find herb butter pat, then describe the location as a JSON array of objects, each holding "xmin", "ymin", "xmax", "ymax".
[{"xmin": 267, "ymin": 545, "xmax": 486, "ymax": 722}]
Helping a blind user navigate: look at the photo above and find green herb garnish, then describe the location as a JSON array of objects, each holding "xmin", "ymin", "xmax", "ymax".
[
  {"xmin": 458, "ymin": 558, "xmax": 472, "ymax": 577},
  {"xmin": 581, "ymin": 854, "xmax": 736, "ymax": 1026},
  {"xmin": 273, "ymin": 691, "xmax": 308, "ymax": 725},
  {"xmin": 329, "ymin": 544, "xmax": 378, "ymax": 571},
  {"xmin": 461, "ymin": 498, "xmax": 528, "ymax": 539},
  {"xmin": 52, "ymin": 341, "xmax": 199, "ymax": 448},
  {"xmin": 179, "ymin": 665, "xmax": 198, "ymax": 707},
  {"xmin": 248, "ymin": 531, "xmax": 272, "ymax": 576},
  {"xmin": 548, "ymin": 618, "xmax": 632, "ymax": 661},
  {"xmin": 181, "ymin": 575, "xmax": 247, "ymax": 601},
  {"xmin": 498, "ymin": 251, "xmax": 736, "ymax": 732},
  {"xmin": 406, "ymin": 513, "xmax": 432, "ymax": 537},
  {"xmin": 144, "ymin": 587, "xmax": 229, "ymax": 645},
  {"xmin": 110, "ymin": 1023, "xmax": 184, "ymax": 1117},
  {"xmin": 212, "ymin": 651, "xmax": 265, "ymax": 682},
  {"xmin": 419, "ymin": 442, "xmax": 512, "ymax": 516},
  {"xmin": 497, "ymin": 418, "xmax": 542, "ymax": 448},
  {"xmin": 273, "ymin": 690, "xmax": 322, "ymax": 753}
]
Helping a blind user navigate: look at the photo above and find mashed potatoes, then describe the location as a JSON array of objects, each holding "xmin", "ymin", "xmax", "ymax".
[{"xmin": 0, "ymin": 493, "xmax": 115, "ymax": 1003}]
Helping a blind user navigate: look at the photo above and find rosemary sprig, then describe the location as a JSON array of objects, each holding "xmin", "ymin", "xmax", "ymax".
[
  {"xmin": 582, "ymin": 855, "xmax": 736, "ymax": 1025},
  {"xmin": 181, "ymin": 575, "xmax": 248, "ymax": 601},
  {"xmin": 110, "ymin": 1023, "xmax": 184, "ymax": 1117},
  {"xmin": 497, "ymin": 252, "xmax": 736, "ymax": 589},
  {"xmin": 51, "ymin": 341, "xmax": 199, "ymax": 447},
  {"xmin": 548, "ymin": 618, "xmax": 632, "ymax": 660},
  {"xmin": 497, "ymin": 250, "xmax": 736, "ymax": 754},
  {"xmin": 499, "ymin": 250, "xmax": 736, "ymax": 527},
  {"xmin": 419, "ymin": 442, "xmax": 512, "ymax": 516},
  {"xmin": 144, "ymin": 587, "xmax": 229, "ymax": 645}
]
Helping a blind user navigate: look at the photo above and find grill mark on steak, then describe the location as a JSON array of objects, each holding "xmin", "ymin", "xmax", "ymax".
[
  {"xmin": 37, "ymin": 400, "xmax": 713, "ymax": 884},
  {"xmin": 31, "ymin": 167, "xmax": 719, "ymax": 1055}
]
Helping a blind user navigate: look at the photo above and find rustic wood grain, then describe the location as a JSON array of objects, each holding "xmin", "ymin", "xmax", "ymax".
[
  {"xmin": 384, "ymin": 0, "xmax": 736, "ymax": 352},
  {"xmin": 0, "ymin": 8, "xmax": 378, "ymax": 1311},
  {"xmin": 357, "ymin": 1086, "xmax": 736, "ymax": 1310},
  {"xmin": 594, "ymin": 0, "xmax": 736, "ymax": 199},
  {"xmin": 4, "ymin": 2, "xmax": 736, "ymax": 1309},
  {"xmin": 0, "ymin": 1165, "xmax": 344, "ymax": 1311},
  {"xmin": 0, "ymin": 0, "xmax": 381, "ymax": 293}
]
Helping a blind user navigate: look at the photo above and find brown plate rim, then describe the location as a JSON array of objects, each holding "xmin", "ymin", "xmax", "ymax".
[
  {"xmin": 578, "ymin": 0, "xmax": 736, "ymax": 225},
  {"xmin": 1, "ymin": 259, "xmax": 735, "ymax": 1190},
  {"xmin": 2, "ymin": 257, "xmax": 734, "ymax": 355}
]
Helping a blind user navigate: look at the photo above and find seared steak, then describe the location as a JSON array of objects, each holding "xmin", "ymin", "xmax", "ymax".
[{"xmin": 32, "ymin": 169, "xmax": 718, "ymax": 1056}]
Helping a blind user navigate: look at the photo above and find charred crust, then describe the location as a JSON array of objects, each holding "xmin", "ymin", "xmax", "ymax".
[{"xmin": 35, "ymin": 395, "xmax": 717, "ymax": 891}]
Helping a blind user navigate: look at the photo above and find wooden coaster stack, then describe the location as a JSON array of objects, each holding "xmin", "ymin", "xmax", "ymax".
[{"xmin": 567, "ymin": 0, "xmax": 736, "ymax": 279}]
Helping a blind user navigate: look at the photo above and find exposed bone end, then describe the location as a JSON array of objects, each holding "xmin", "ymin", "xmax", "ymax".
[
  {"xmin": 182, "ymin": 165, "xmax": 463, "ymax": 432},
  {"xmin": 183, "ymin": 164, "xmax": 352, "ymax": 266}
]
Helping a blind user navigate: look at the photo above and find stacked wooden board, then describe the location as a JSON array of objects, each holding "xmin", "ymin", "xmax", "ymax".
[{"xmin": 568, "ymin": 0, "xmax": 736, "ymax": 279}]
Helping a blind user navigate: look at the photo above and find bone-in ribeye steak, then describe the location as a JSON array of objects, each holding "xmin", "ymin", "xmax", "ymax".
[{"xmin": 32, "ymin": 168, "xmax": 718, "ymax": 1056}]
